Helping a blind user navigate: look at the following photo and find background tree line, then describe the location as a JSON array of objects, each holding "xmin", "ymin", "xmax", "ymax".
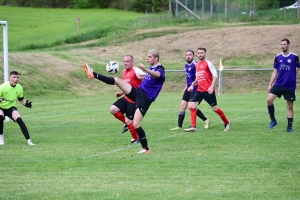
[{"xmin": 0, "ymin": 0, "xmax": 296, "ymax": 12}]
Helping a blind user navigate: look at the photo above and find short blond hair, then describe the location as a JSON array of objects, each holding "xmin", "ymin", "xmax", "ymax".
[{"xmin": 148, "ymin": 49, "xmax": 160, "ymax": 58}]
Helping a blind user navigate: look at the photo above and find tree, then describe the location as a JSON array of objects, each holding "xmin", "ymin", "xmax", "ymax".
[{"xmin": 130, "ymin": 0, "xmax": 168, "ymax": 13}]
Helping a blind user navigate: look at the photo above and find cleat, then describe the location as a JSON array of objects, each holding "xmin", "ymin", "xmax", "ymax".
[
  {"xmin": 224, "ymin": 121, "xmax": 231, "ymax": 131},
  {"xmin": 27, "ymin": 139, "xmax": 35, "ymax": 146},
  {"xmin": 287, "ymin": 128, "xmax": 295, "ymax": 133},
  {"xmin": 170, "ymin": 126, "xmax": 182, "ymax": 130},
  {"xmin": 83, "ymin": 62, "xmax": 94, "ymax": 78},
  {"xmin": 184, "ymin": 126, "xmax": 197, "ymax": 132},
  {"xmin": 268, "ymin": 121, "xmax": 277, "ymax": 130},
  {"xmin": 137, "ymin": 148, "xmax": 150, "ymax": 154},
  {"xmin": 0, "ymin": 134, "xmax": 4, "ymax": 145},
  {"xmin": 122, "ymin": 124, "xmax": 128, "ymax": 134},
  {"xmin": 130, "ymin": 139, "xmax": 139, "ymax": 144},
  {"xmin": 204, "ymin": 119, "xmax": 210, "ymax": 129}
]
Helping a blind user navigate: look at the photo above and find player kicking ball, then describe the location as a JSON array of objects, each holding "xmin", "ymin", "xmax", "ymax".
[
  {"xmin": 109, "ymin": 55, "xmax": 146, "ymax": 144},
  {"xmin": 83, "ymin": 49, "xmax": 165, "ymax": 154}
]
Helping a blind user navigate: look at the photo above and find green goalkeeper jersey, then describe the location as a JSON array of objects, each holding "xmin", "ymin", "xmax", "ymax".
[{"xmin": 0, "ymin": 82, "xmax": 24, "ymax": 109}]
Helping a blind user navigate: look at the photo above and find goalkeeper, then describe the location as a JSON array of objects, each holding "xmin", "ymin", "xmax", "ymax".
[{"xmin": 0, "ymin": 71, "xmax": 34, "ymax": 145}]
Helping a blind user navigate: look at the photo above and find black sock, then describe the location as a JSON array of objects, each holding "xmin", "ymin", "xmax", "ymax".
[
  {"xmin": 93, "ymin": 72, "xmax": 115, "ymax": 85},
  {"xmin": 16, "ymin": 117, "xmax": 30, "ymax": 140},
  {"xmin": 287, "ymin": 117, "xmax": 293, "ymax": 128},
  {"xmin": 268, "ymin": 105, "xmax": 276, "ymax": 122},
  {"xmin": 178, "ymin": 111, "xmax": 185, "ymax": 128},
  {"xmin": 0, "ymin": 115, "xmax": 3, "ymax": 134},
  {"xmin": 135, "ymin": 127, "xmax": 149, "ymax": 150},
  {"xmin": 196, "ymin": 109, "xmax": 207, "ymax": 121}
]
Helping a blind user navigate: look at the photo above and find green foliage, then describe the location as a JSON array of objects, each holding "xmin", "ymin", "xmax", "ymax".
[
  {"xmin": 130, "ymin": 0, "xmax": 169, "ymax": 13},
  {"xmin": 256, "ymin": 0, "xmax": 296, "ymax": 10}
]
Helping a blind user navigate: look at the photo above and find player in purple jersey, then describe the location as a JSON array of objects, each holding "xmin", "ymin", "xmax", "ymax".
[
  {"xmin": 267, "ymin": 39, "xmax": 300, "ymax": 132},
  {"xmin": 83, "ymin": 49, "xmax": 165, "ymax": 154},
  {"xmin": 170, "ymin": 50, "xmax": 209, "ymax": 130}
]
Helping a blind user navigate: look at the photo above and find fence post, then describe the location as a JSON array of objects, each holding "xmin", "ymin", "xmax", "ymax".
[
  {"xmin": 210, "ymin": 0, "xmax": 213, "ymax": 18},
  {"xmin": 298, "ymin": 0, "xmax": 300, "ymax": 18},
  {"xmin": 218, "ymin": 0, "xmax": 220, "ymax": 18},
  {"xmin": 218, "ymin": 71, "xmax": 223, "ymax": 95},
  {"xmin": 176, "ymin": 0, "xmax": 178, "ymax": 16},
  {"xmin": 194, "ymin": 0, "xmax": 196, "ymax": 14},
  {"xmin": 169, "ymin": 0, "xmax": 172, "ymax": 19},
  {"xmin": 218, "ymin": 59, "xmax": 224, "ymax": 95},
  {"xmin": 225, "ymin": 0, "xmax": 227, "ymax": 18},
  {"xmin": 253, "ymin": 0, "xmax": 256, "ymax": 17},
  {"xmin": 238, "ymin": 4, "xmax": 240, "ymax": 18},
  {"xmin": 202, "ymin": 0, "xmax": 205, "ymax": 19},
  {"xmin": 232, "ymin": 2, "xmax": 234, "ymax": 17}
]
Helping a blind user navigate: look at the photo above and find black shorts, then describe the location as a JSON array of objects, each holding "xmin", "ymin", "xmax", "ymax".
[
  {"xmin": 113, "ymin": 97, "xmax": 136, "ymax": 120},
  {"xmin": 182, "ymin": 89, "xmax": 196, "ymax": 102},
  {"xmin": 126, "ymin": 87, "xmax": 152, "ymax": 117},
  {"xmin": 191, "ymin": 91, "xmax": 217, "ymax": 106},
  {"xmin": 0, "ymin": 107, "xmax": 18, "ymax": 122},
  {"xmin": 270, "ymin": 85, "xmax": 296, "ymax": 101}
]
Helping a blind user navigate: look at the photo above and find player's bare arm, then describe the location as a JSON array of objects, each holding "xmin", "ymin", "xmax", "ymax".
[
  {"xmin": 188, "ymin": 79, "xmax": 197, "ymax": 92},
  {"xmin": 208, "ymin": 77, "xmax": 217, "ymax": 94},
  {"xmin": 268, "ymin": 69, "xmax": 278, "ymax": 92},
  {"xmin": 138, "ymin": 63, "xmax": 161, "ymax": 78}
]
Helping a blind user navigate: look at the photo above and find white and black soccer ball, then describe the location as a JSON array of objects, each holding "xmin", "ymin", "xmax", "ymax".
[{"xmin": 106, "ymin": 61, "xmax": 119, "ymax": 74}]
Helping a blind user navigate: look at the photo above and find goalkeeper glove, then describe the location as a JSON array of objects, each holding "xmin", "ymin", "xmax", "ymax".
[{"xmin": 25, "ymin": 100, "xmax": 32, "ymax": 109}]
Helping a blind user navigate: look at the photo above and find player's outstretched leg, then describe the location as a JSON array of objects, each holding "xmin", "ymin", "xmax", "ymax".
[
  {"xmin": 83, "ymin": 62, "xmax": 115, "ymax": 85},
  {"xmin": 83, "ymin": 62, "xmax": 94, "ymax": 78},
  {"xmin": 16, "ymin": 117, "xmax": 35, "ymax": 145},
  {"xmin": 83, "ymin": 63, "xmax": 132, "ymax": 95}
]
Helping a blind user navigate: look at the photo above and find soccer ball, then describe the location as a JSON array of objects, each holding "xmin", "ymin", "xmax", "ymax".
[{"xmin": 106, "ymin": 61, "xmax": 120, "ymax": 74}]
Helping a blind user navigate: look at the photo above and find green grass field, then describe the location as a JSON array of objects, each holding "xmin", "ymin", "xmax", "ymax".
[
  {"xmin": 0, "ymin": 6, "xmax": 143, "ymax": 51},
  {"xmin": 1, "ymin": 6, "xmax": 300, "ymax": 199},
  {"xmin": 1, "ymin": 92, "xmax": 299, "ymax": 199}
]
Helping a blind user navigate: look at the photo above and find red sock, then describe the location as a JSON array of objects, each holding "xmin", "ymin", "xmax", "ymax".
[
  {"xmin": 113, "ymin": 111, "xmax": 125, "ymax": 124},
  {"xmin": 215, "ymin": 108, "xmax": 229, "ymax": 124},
  {"xmin": 189, "ymin": 108, "xmax": 197, "ymax": 127},
  {"xmin": 128, "ymin": 122, "xmax": 139, "ymax": 140}
]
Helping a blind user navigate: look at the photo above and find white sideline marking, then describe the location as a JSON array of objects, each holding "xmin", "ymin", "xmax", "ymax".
[
  {"xmin": 79, "ymin": 132, "xmax": 187, "ymax": 159},
  {"xmin": 81, "ymin": 145, "xmax": 135, "ymax": 159}
]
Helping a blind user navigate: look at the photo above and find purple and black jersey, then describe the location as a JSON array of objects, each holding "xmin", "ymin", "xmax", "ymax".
[
  {"xmin": 139, "ymin": 63, "xmax": 165, "ymax": 102},
  {"xmin": 185, "ymin": 60, "xmax": 198, "ymax": 92},
  {"xmin": 274, "ymin": 52, "xmax": 300, "ymax": 90}
]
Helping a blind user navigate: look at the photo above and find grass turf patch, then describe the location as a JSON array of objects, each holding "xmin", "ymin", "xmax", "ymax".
[{"xmin": 0, "ymin": 92, "xmax": 299, "ymax": 199}]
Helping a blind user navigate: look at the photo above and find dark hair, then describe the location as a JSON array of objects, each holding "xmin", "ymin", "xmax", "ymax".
[
  {"xmin": 10, "ymin": 71, "xmax": 18, "ymax": 75},
  {"xmin": 281, "ymin": 38, "xmax": 290, "ymax": 44},
  {"xmin": 197, "ymin": 47, "xmax": 206, "ymax": 52},
  {"xmin": 186, "ymin": 50, "xmax": 194, "ymax": 55}
]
